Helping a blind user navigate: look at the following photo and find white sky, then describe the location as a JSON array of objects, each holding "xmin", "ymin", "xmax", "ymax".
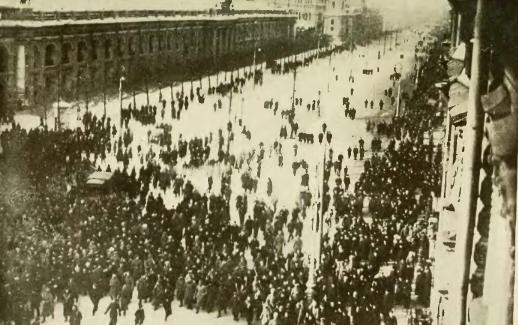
[
  {"xmin": 6, "ymin": 0, "xmax": 266, "ymax": 11},
  {"xmin": 4, "ymin": 0, "xmax": 450, "ymax": 29}
]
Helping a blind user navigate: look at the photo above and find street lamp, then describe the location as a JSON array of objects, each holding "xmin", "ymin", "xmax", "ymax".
[
  {"xmin": 119, "ymin": 75, "xmax": 126, "ymax": 127},
  {"xmin": 318, "ymin": 90, "xmax": 321, "ymax": 117},
  {"xmin": 253, "ymin": 46, "xmax": 261, "ymax": 88},
  {"xmin": 395, "ymin": 62, "xmax": 403, "ymax": 117}
]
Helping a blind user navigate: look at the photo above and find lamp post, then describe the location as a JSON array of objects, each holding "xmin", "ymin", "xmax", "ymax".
[
  {"xmin": 318, "ymin": 134, "xmax": 331, "ymax": 267},
  {"xmin": 253, "ymin": 46, "xmax": 261, "ymax": 88},
  {"xmin": 395, "ymin": 62, "xmax": 403, "ymax": 117},
  {"xmin": 119, "ymin": 75, "xmax": 125, "ymax": 127},
  {"xmin": 103, "ymin": 66, "xmax": 107, "ymax": 117},
  {"xmin": 291, "ymin": 65, "xmax": 297, "ymax": 110},
  {"xmin": 318, "ymin": 90, "xmax": 321, "ymax": 117}
]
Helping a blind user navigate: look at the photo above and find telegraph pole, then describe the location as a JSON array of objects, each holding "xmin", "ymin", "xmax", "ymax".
[
  {"xmin": 291, "ymin": 66, "xmax": 297, "ymax": 109},
  {"xmin": 57, "ymin": 67, "xmax": 61, "ymax": 131},
  {"xmin": 383, "ymin": 31, "xmax": 387, "ymax": 55}
]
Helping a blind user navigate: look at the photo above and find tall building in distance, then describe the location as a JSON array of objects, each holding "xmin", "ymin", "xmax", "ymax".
[
  {"xmin": 263, "ymin": 0, "xmax": 383, "ymax": 47},
  {"xmin": 322, "ymin": 0, "xmax": 362, "ymax": 45},
  {"xmin": 268, "ymin": 0, "xmax": 327, "ymax": 32}
]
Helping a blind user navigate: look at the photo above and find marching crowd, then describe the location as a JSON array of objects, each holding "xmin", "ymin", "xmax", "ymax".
[{"xmin": 0, "ymin": 33, "xmax": 443, "ymax": 325}]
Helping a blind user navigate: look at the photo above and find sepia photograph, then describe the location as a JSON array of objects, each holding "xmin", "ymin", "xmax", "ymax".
[{"xmin": 0, "ymin": 0, "xmax": 516, "ymax": 324}]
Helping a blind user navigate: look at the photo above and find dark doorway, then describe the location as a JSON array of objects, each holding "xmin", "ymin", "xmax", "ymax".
[
  {"xmin": 0, "ymin": 45, "xmax": 8, "ymax": 118},
  {"xmin": 0, "ymin": 82, "xmax": 7, "ymax": 119},
  {"xmin": 0, "ymin": 45, "xmax": 8, "ymax": 73}
]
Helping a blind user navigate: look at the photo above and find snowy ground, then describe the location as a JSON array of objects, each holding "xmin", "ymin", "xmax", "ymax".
[{"xmin": 9, "ymin": 30, "xmax": 420, "ymax": 325}]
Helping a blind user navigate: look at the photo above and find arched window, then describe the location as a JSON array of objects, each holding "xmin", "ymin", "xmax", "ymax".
[
  {"xmin": 44, "ymin": 44, "xmax": 57, "ymax": 66},
  {"xmin": 149, "ymin": 35, "xmax": 155, "ymax": 53},
  {"xmin": 77, "ymin": 41, "xmax": 87, "ymax": 62},
  {"xmin": 62, "ymin": 43, "xmax": 72, "ymax": 64},
  {"xmin": 91, "ymin": 40, "xmax": 99, "ymax": 61},
  {"xmin": 33, "ymin": 46, "xmax": 40, "ymax": 68},
  {"xmin": 104, "ymin": 39, "xmax": 112, "ymax": 60},
  {"xmin": 128, "ymin": 37, "xmax": 136, "ymax": 56},
  {"xmin": 159, "ymin": 34, "xmax": 165, "ymax": 52}
]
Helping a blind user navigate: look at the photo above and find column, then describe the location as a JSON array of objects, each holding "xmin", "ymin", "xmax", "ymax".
[{"xmin": 16, "ymin": 44, "xmax": 26, "ymax": 97}]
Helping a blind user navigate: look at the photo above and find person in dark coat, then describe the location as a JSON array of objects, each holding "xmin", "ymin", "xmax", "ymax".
[
  {"xmin": 109, "ymin": 274, "xmax": 121, "ymax": 299},
  {"xmin": 137, "ymin": 275, "xmax": 150, "ymax": 305},
  {"xmin": 231, "ymin": 291, "xmax": 242, "ymax": 321},
  {"xmin": 152, "ymin": 278, "xmax": 164, "ymax": 310},
  {"xmin": 120, "ymin": 281, "xmax": 132, "ymax": 316},
  {"xmin": 216, "ymin": 282, "xmax": 228, "ymax": 317},
  {"xmin": 163, "ymin": 287, "xmax": 173, "ymax": 321},
  {"xmin": 62, "ymin": 289, "xmax": 73, "ymax": 321},
  {"xmin": 105, "ymin": 299, "xmax": 120, "ymax": 325},
  {"xmin": 89, "ymin": 283, "xmax": 102, "ymax": 315},
  {"xmin": 195, "ymin": 280, "xmax": 208, "ymax": 313},
  {"xmin": 244, "ymin": 296, "xmax": 254, "ymax": 325},
  {"xmin": 70, "ymin": 305, "xmax": 82, "ymax": 325},
  {"xmin": 183, "ymin": 271, "xmax": 196, "ymax": 309},
  {"xmin": 134, "ymin": 302, "xmax": 145, "ymax": 325},
  {"xmin": 175, "ymin": 274, "xmax": 185, "ymax": 306}
]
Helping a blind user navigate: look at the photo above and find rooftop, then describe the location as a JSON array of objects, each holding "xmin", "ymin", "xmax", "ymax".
[{"xmin": 0, "ymin": 11, "xmax": 296, "ymax": 28}]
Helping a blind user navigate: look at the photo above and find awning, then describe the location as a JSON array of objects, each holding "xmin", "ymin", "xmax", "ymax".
[
  {"xmin": 448, "ymin": 80, "xmax": 469, "ymax": 124},
  {"xmin": 447, "ymin": 43, "xmax": 466, "ymax": 77},
  {"xmin": 449, "ymin": 80, "xmax": 469, "ymax": 107},
  {"xmin": 451, "ymin": 42, "xmax": 466, "ymax": 61},
  {"xmin": 450, "ymin": 101, "xmax": 468, "ymax": 124},
  {"xmin": 448, "ymin": 60, "xmax": 464, "ymax": 77}
]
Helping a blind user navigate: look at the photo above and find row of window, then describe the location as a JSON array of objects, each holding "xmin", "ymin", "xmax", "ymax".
[{"xmin": 32, "ymin": 25, "xmax": 284, "ymax": 68}]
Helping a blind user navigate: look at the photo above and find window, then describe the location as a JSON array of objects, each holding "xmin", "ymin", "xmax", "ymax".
[
  {"xmin": 44, "ymin": 44, "xmax": 57, "ymax": 66},
  {"xmin": 77, "ymin": 41, "xmax": 87, "ymax": 62},
  {"xmin": 331, "ymin": 19, "xmax": 334, "ymax": 25},
  {"xmin": 62, "ymin": 43, "xmax": 72, "ymax": 64},
  {"xmin": 149, "ymin": 36, "xmax": 155, "ymax": 53},
  {"xmin": 33, "ymin": 46, "xmax": 40, "ymax": 68},
  {"xmin": 104, "ymin": 40, "xmax": 112, "ymax": 60},
  {"xmin": 332, "ymin": 1, "xmax": 335, "ymax": 8},
  {"xmin": 0, "ymin": 45, "xmax": 8, "ymax": 72},
  {"xmin": 330, "ymin": 27, "xmax": 334, "ymax": 32},
  {"xmin": 128, "ymin": 38, "xmax": 135, "ymax": 56},
  {"xmin": 91, "ymin": 40, "xmax": 99, "ymax": 60}
]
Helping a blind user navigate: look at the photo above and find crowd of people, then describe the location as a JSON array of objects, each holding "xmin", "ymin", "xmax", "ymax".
[{"xmin": 0, "ymin": 31, "xmax": 443, "ymax": 325}]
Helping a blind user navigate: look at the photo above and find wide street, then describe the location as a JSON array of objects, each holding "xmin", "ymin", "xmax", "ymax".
[{"xmin": 11, "ymin": 28, "xmax": 423, "ymax": 325}]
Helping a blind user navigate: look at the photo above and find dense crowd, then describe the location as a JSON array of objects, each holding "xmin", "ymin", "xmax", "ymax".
[{"xmin": 0, "ymin": 33, "xmax": 443, "ymax": 325}]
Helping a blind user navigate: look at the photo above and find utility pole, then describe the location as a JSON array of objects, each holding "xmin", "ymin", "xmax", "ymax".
[
  {"xmin": 318, "ymin": 141, "xmax": 326, "ymax": 267},
  {"xmin": 383, "ymin": 31, "xmax": 387, "ymax": 55},
  {"xmin": 119, "ymin": 77, "xmax": 124, "ymax": 128},
  {"xmin": 173, "ymin": 82, "xmax": 177, "ymax": 105},
  {"xmin": 103, "ymin": 65, "xmax": 107, "ymax": 117},
  {"xmin": 291, "ymin": 66, "xmax": 297, "ymax": 110},
  {"xmin": 57, "ymin": 66, "xmax": 61, "ymax": 131},
  {"xmin": 145, "ymin": 76, "xmax": 150, "ymax": 106},
  {"xmin": 453, "ymin": 0, "xmax": 487, "ymax": 324},
  {"xmin": 85, "ymin": 63, "xmax": 90, "ymax": 113},
  {"xmin": 133, "ymin": 90, "xmax": 136, "ymax": 111},
  {"xmin": 119, "ymin": 66, "xmax": 126, "ymax": 128}
]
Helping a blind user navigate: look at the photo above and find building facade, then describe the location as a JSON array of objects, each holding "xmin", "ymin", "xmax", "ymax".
[
  {"xmin": 431, "ymin": 1, "xmax": 518, "ymax": 325},
  {"xmin": 269, "ymin": 0, "xmax": 326, "ymax": 32},
  {"xmin": 0, "ymin": 7, "xmax": 296, "ymax": 116},
  {"xmin": 322, "ymin": 2, "xmax": 362, "ymax": 46}
]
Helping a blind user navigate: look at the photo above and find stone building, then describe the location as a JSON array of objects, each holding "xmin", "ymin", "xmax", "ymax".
[
  {"xmin": 431, "ymin": 1, "xmax": 518, "ymax": 325},
  {"xmin": 322, "ymin": 1, "xmax": 362, "ymax": 46},
  {"xmin": 0, "ymin": 6, "xmax": 296, "ymax": 117}
]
